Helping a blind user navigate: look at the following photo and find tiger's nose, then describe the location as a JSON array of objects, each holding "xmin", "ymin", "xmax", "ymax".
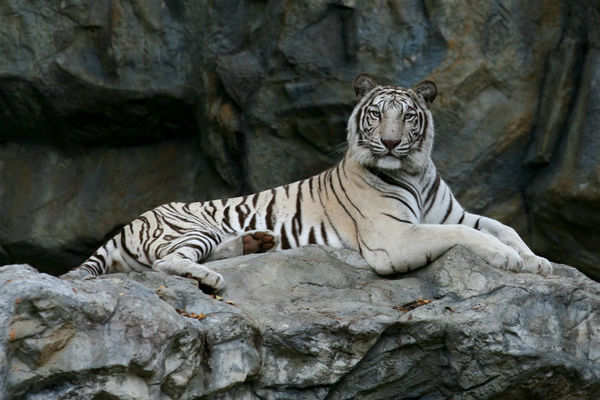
[{"xmin": 382, "ymin": 139, "xmax": 401, "ymax": 151}]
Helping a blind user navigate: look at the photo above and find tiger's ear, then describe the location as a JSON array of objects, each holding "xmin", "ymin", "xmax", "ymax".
[
  {"xmin": 353, "ymin": 73, "xmax": 377, "ymax": 98},
  {"xmin": 413, "ymin": 80, "xmax": 437, "ymax": 104}
]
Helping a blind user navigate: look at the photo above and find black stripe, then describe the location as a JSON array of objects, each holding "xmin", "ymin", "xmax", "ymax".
[
  {"xmin": 205, "ymin": 201, "xmax": 217, "ymax": 219},
  {"xmin": 382, "ymin": 213, "xmax": 412, "ymax": 224},
  {"xmin": 356, "ymin": 88, "xmax": 386, "ymax": 134},
  {"xmin": 366, "ymin": 166, "xmax": 397, "ymax": 186},
  {"xmin": 236, "ymin": 197, "xmax": 250, "ymax": 228},
  {"xmin": 313, "ymin": 172, "xmax": 345, "ymax": 248},
  {"xmin": 235, "ymin": 203, "xmax": 246, "ymax": 228},
  {"xmin": 320, "ymin": 221, "xmax": 329, "ymax": 245},
  {"xmin": 291, "ymin": 184, "xmax": 303, "ymax": 245},
  {"xmin": 317, "ymin": 173, "xmax": 323, "ymax": 194},
  {"xmin": 328, "ymin": 168, "xmax": 361, "ymax": 249},
  {"xmin": 324, "ymin": 170, "xmax": 332, "ymax": 199},
  {"xmin": 308, "ymin": 227, "xmax": 317, "ymax": 244},
  {"xmin": 418, "ymin": 111, "xmax": 428, "ymax": 150},
  {"xmin": 203, "ymin": 230, "xmax": 219, "ymax": 243},
  {"xmin": 162, "ymin": 215, "xmax": 190, "ymax": 235},
  {"xmin": 366, "ymin": 166, "xmax": 421, "ymax": 207},
  {"xmin": 474, "ymin": 218, "xmax": 481, "ymax": 230},
  {"xmin": 335, "ymin": 164, "xmax": 365, "ymax": 218},
  {"xmin": 354, "ymin": 105, "xmax": 363, "ymax": 137},
  {"xmin": 168, "ymin": 204, "xmax": 201, "ymax": 225},
  {"xmin": 397, "ymin": 180, "xmax": 421, "ymax": 208},
  {"xmin": 247, "ymin": 214, "xmax": 257, "ymax": 231},
  {"xmin": 95, "ymin": 254, "xmax": 106, "ymax": 272},
  {"xmin": 265, "ymin": 189, "xmax": 276, "ymax": 230},
  {"xmin": 441, "ymin": 197, "xmax": 453, "ymax": 223},
  {"xmin": 171, "ymin": 240, "xmax": 205, "ymax": 255},
  {"xmin": 221, "ymin": 206, "xmax": 235, "ymax": 233},
  {"xmin": 424, "ymin": 173, "xmax": 441, "ymax": 214},
  {"xmin": 458, "ymin": 212, "xmax": 465, "ymax": 224},
  {"xmin": 280, "ymin": 224, "xmax": 291, "ymax": 250},
  {"xmin": 138, "ymin": 216, "xmax": 149, "ymax": 242},
  {"xmin": 144, "ymin": 214, "xmax": 163, "ymax": 256},
  {"xmin": 120, "ymin": 229, "xmax": 147, "ymax": 267},
  {"xmin": 82, "ymin": 262, "xmax": 99, "ymax": 276},
  {"xmin": 354, "ymin": 101, "xmax": 367, "ymax": 140},
  {"xmin": 221, "ymin": 215, "xmax": 235, "ymax": 233},
  {"xmin": 403, "ymin": 88, "xmax": 428, "ymax": 150},
  {"xmin": 381, "ymin": 194, "xmax": 418, "ymax": 219}
]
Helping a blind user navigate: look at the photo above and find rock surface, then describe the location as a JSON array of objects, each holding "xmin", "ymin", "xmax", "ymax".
[
  {"xmin": 0, "ymin": 1, "xmax": 599, "ymax": 276},
  {"xmin": 1, "ymin": 246, "xmax": 599, "ymax": 400}
]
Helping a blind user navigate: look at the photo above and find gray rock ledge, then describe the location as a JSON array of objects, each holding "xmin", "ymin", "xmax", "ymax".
[{"xmin": 1, "ymin": 246, "xmax": 599, "ymax": 400}]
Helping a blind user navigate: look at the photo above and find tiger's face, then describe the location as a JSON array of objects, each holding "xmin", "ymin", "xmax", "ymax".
[{"xmin": 347, "ymin": 74, "xmax": 437, "ymax": 172}]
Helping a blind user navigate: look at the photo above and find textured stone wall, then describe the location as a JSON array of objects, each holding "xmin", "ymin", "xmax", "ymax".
[{"xmin": 0, "ymin": 0, "xmax": 598, "ymax": 277}]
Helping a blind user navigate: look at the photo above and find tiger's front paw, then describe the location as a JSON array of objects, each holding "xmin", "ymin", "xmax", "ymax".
[
  {"xmin": 521, "ymin": 254, "xmax": 553, "ymax": 276},
  {"xmin": 487, "ymin": 247, "xmax": 524, "ymax": 273},
  {"xmin": 184, "ymin": 272, "xmax": 225, "ymax": 294},
  {"xmin": 153, "ymin": 258, "xmax": 226, "ymax": 293},
  {"xmin": 471, "ymin": 241, "xmax": 523, "ymax": 273},
  {"xmin": 190, "ymin": 268, "xmax": 226, "ymax": 293}
]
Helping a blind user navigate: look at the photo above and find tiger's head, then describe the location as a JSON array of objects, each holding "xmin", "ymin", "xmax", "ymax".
[{"xmin": 347, "ymin": 74, "xmax": 437, "ymax": 173}]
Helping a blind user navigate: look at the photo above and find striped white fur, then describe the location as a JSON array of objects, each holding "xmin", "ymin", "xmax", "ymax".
[{"xmin": 62, "ymin": 74, "xmax": 552, "ymax": 290}]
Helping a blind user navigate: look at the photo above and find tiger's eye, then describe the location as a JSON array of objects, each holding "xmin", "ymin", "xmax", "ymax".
[{"xmin": 369, "ymin": 109, "xmax": 381, "ymax": 119}]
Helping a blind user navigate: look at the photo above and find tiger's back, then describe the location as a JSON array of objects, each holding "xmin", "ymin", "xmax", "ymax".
[{"xmin": 75, "ymin": 167, "xmax": 352, "ymax": 280}]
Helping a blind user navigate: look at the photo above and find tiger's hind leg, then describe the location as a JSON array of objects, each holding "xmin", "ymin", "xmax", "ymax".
[
  {"xmin": 243, "ymin": 232, "xmax": 276, "ymax": 254},
  {"xmin": 155, "ymin": 231, "xmax": 278, "ymax": 292}
]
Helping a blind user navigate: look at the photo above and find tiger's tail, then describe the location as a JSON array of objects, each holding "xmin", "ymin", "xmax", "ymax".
[{"xmin": 61, "ymin": 233, "xmax": 122, "ymax": 280}]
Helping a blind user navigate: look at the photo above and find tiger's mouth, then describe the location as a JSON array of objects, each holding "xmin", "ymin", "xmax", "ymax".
[
  {"xmin": 369, "ymin": 142, "xmax": 412, "ymax": 159},
  {"xmin": 373, "ymin": 151, "xmax": 410, "ymax": 160}
]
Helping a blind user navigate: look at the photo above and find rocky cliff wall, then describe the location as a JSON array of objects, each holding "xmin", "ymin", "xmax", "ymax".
[{"xmin": 0, "ymin": 0, "xmax": 598, "ymax": 277}]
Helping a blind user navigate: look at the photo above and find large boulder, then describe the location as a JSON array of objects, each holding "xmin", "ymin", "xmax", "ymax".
[
  {"xmin": 0, "ymin": 0, "xmax": 598, "ymax": 277},
  {"xmin": 1, "ymin": 246, "xmax": 599, "ymax": 399}
]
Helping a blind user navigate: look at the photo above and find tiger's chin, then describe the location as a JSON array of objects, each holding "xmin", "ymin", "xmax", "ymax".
[{"xmin": 374, "ymin": 156, "xmax": 403, "ymax": 170}]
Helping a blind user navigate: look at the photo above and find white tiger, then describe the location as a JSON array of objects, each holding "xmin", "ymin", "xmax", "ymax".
[{"xmin": 62, "ymin": 74, "xmax": 553, "ymax": 290}]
